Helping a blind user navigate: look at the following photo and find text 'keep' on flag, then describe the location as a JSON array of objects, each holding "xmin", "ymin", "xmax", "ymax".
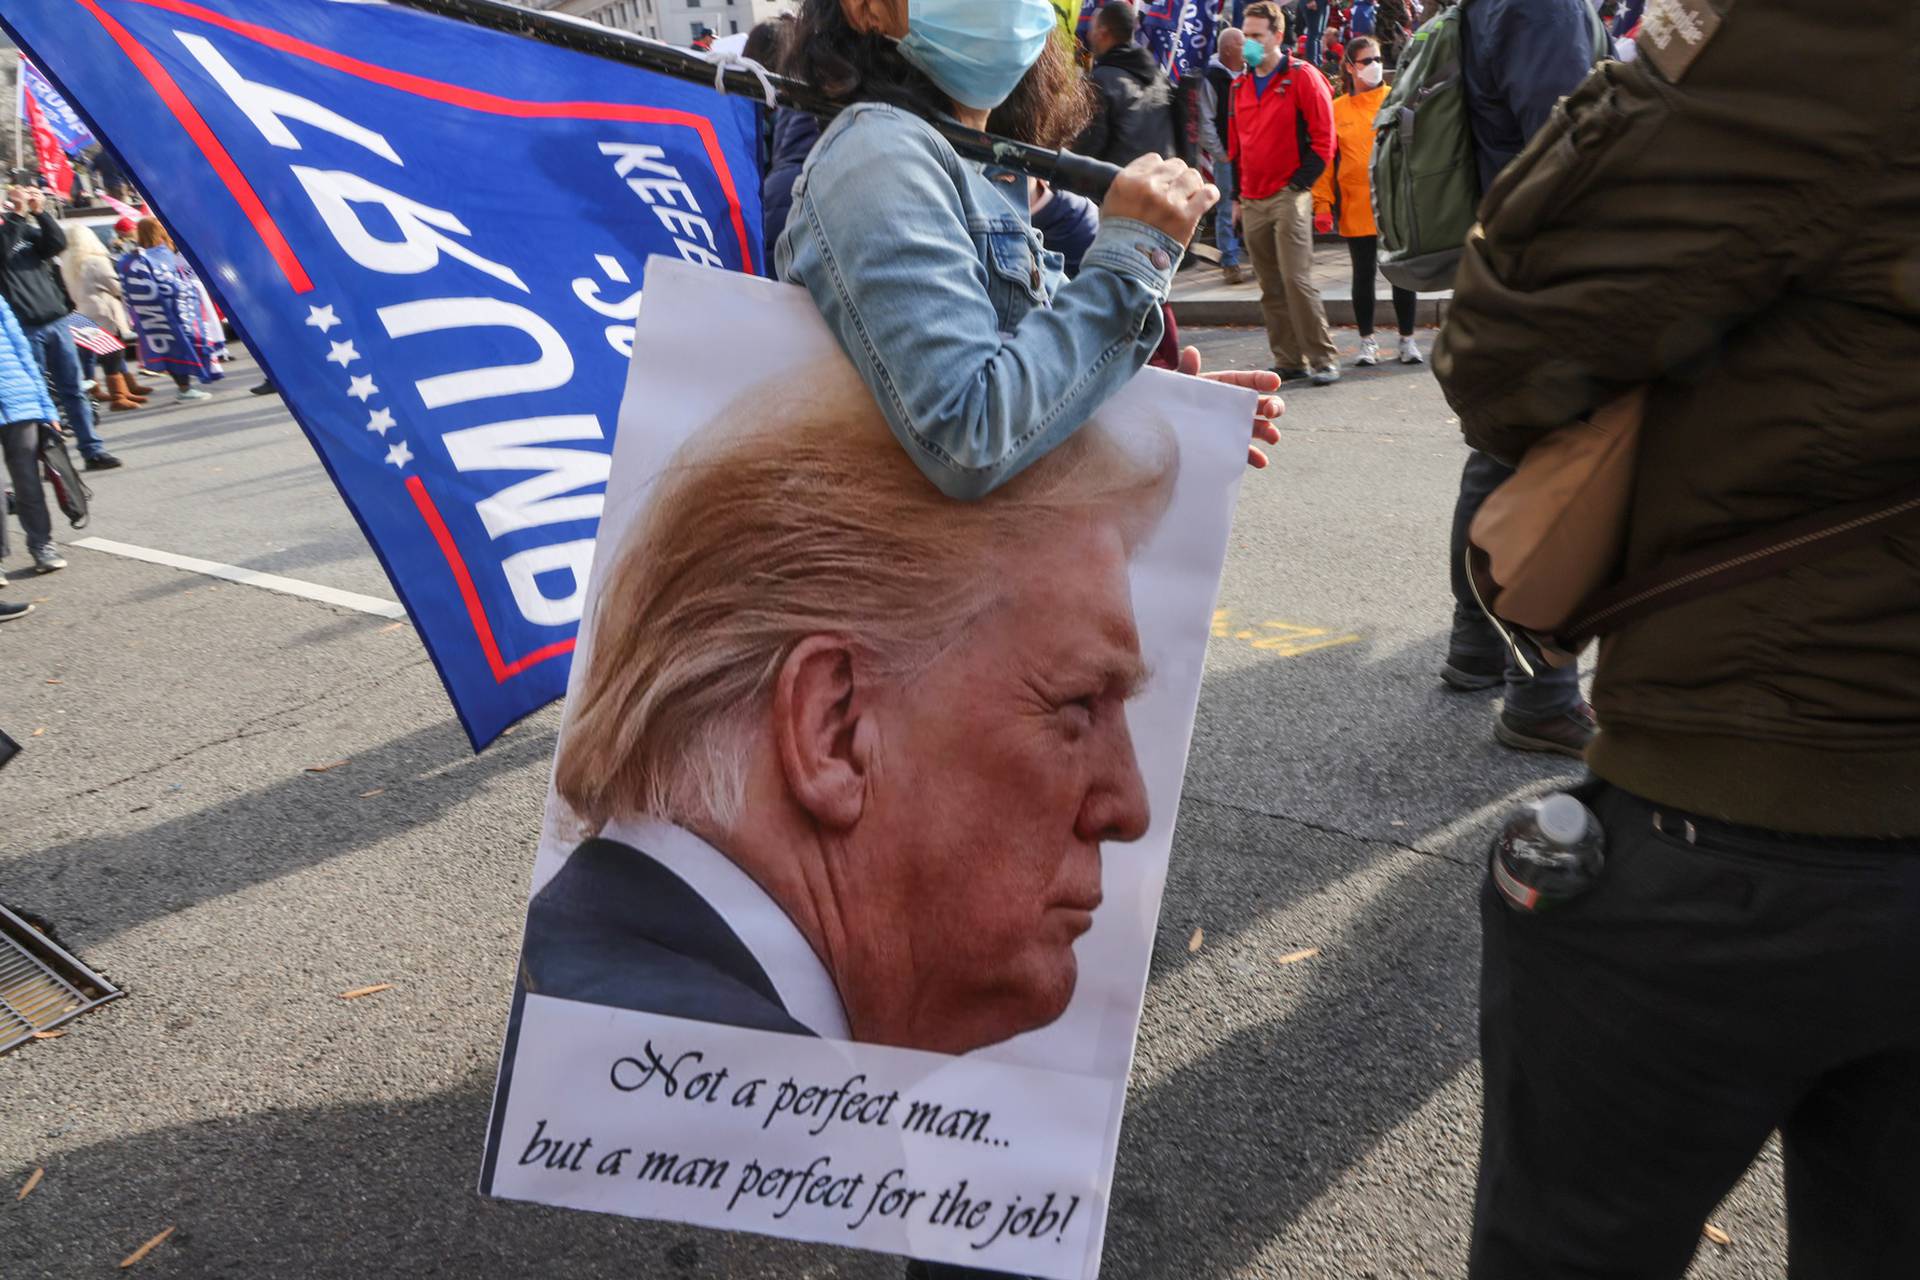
[{"xmin": 0, "ymin": 0, "xmax": 766, "ymax": 748}]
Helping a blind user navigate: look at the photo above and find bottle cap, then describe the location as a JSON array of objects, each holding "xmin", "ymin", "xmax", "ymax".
[{"xmin": 1537, "ymin": 794, "xmax": 1589, "ymax": 845}]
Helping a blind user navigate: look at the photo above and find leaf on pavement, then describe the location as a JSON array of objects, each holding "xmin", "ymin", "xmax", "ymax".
[
  {"xmin": 31, "ymin": 727, "xmax": 45, "ymax": 737},
  {"xmin": 119, "ymin": 1226, "xmax": 175, "ymax": 1268},
  {"xmin": 44, "ymin": 678, "xmax": 62, "ymax": 685},
  {"xmin": 1187, "ymin": 928, "xmax": 1204, "ymax": 953},
  {"xmin": 338, "ymin": 983, "xmax": 394, "ymax": 1001},
  {"xmin": 30, "ymin": 1029, "xmax": 65, "ymax": 1040},
  {"xmin": 1703, "ymin": 1224, "xmax": 1732, "ymax": 1247},
  {"xmin": 304, "ymin": 759, "xmax": 351, "ymax": 773},
  {"xmin": 378, "ymin": 622, "xmax": 405, "ymax": 634},
  {"xmin": 17, "ymin": 1167, "xmax": 42, "ymax": 1200},
  {"xmin": 1276, "ymin": 947, "xmax": 1320, "ymax": 966},
  {"xmin": 358, "ymin": 788, "xmax": 385, "ymax": 798}
]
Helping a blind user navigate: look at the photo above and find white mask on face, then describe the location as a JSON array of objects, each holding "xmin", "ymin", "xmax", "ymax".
[{"xmin": 1356, "ymin": 60, "xmax": 1384, "ymax": 88}]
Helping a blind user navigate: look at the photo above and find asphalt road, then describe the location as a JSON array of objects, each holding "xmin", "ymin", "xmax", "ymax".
[{"xmin": 0, "ymin": 333, "xmax": 1788, "ymax": 1278}]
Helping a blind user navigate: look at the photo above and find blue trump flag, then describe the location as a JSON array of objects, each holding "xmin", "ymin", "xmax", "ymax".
[
  {"xmin": 19, "ymin": 58, "xmax": 99, "ymax": 153},
  {"xmin": 1, "ymin": 0, "xmax": 764, "ymax": 747},
  {"xmin": 1139, "ymin": 0, "xmax": 1216, "ymax": 84}
]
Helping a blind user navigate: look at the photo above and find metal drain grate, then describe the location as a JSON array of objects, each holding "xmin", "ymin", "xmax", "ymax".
[{"xmin": 0, "ymin": 905, "xmax": 121, "ymax": 1054}]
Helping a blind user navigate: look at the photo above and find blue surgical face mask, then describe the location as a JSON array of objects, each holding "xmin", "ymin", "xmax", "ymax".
[{"xmin": 895, "ymin": 0, "xmax": 1059, "ymax": 112}]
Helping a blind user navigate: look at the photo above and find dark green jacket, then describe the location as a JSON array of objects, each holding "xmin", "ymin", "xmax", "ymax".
[{"xmin": 1433, "ymin": 0, "xmax": 1920, "ymax": 837}]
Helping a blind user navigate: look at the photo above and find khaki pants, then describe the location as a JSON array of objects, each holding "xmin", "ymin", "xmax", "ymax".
[{"xmin": 1243, "ymin": 188, "xmax": 1337, "ymax": 370}]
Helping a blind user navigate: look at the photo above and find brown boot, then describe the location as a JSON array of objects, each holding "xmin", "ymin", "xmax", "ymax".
[
  {"xmin": 117, "ymin": 372, "xmax": 150, "ymax": 403},
  {"xmin": 89, "ymin": 378, "xmax": 111, "ymax": 404},
  {"xmin": 104, "ymin": 373, "xmax": 142, "ymax": 411},
  {"xmin": 1222, "ymin": 264, "xmax": 1248, "ymax": 286}
]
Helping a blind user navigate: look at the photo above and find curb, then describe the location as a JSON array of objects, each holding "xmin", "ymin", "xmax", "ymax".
[{"xmin": 1172, "ymin": 293, "xmax": 1452, "ymax": 330}]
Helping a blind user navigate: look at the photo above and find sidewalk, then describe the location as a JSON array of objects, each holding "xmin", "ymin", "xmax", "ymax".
[{"xmin": 1172, "ymin": 240, "xmax": 1452, "ymax": 330}]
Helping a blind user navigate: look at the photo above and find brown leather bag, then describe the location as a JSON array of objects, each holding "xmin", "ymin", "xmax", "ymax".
[{"xmin": 1465, "ymin": 391, "xmax": 1920, "ymax": 676}]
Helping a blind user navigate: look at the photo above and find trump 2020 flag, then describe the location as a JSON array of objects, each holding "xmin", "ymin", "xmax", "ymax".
[
  {"xmin": 1139, "ymin": 0, "xmax": 1215, "ymax": 84},
  {"xmin": 0, "ymin": 0, "xmax": 764, "ymax": 747},
  {"xmin": 18, "ymin": 57, "xmax": 98, "ymax": 154}
]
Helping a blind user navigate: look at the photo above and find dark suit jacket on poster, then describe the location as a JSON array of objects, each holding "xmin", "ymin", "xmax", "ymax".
[{"xmin": 481, "ymin": 837, "xmax": 813, "ymax": 1189}]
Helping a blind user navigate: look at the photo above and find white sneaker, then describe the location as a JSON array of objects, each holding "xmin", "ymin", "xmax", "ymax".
[
  {"xmin": 177, "ymin": 386, "xmax": 212, "ymax": 402},
  {"xmin": 1309, "ymin": 362, "xmax": 1342, "ymax": 386},
  {"xmin": 1356, "ymin": 335, "xmax": 1381, "ymax": 366},
  {"xmin": 1399, "ymin": 334, "xmax": 1426, "ymax": 364}
]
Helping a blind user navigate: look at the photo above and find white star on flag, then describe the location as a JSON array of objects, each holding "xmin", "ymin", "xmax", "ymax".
[
  {"xmin": 327, "ymin": 339, "xmax": 360, "ymax": 367},
  {"xmin": 385, "ymin": 440, "xmax": 414, "ymax": 469},
  {"xmin": 346, "ymin": 374, "xmax": 378, "ymax": 402},
  {"xmin": 306, "ymin": 304, "xmax": 341, "ymax": 332},
  {"xmin": 366, "ymin": 407, "xmax": 396, "ymax": 435}
]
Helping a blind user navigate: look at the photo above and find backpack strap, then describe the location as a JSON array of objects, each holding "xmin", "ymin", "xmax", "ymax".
[{"xmin": 1559, "ymin": 478, "xmax": 1920, "ymax": 649}]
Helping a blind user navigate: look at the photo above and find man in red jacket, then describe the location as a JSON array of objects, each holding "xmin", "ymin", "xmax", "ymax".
[{"xmin": 1230, "ymin": 0, "xmax": 1338, "ymax": 384}]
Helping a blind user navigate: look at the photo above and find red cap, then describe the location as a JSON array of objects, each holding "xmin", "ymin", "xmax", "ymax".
[{"xmin": 114, "ymin": 217, "xmax": 137, "ymax": 234}]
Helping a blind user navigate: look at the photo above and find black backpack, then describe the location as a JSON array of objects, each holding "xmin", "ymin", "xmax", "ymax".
[{"xmin": 39, "ymin": 423, "xmax": 91, "ymax": 528}]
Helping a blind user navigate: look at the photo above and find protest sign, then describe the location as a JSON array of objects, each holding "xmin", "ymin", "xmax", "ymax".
[
  {"xmin": 0, "ymin": 0, "xmax": 763, "ymax": 747},
  {"xmin": 482, "ymin": 259, "xmax": 1252, "ymax": 1278}
]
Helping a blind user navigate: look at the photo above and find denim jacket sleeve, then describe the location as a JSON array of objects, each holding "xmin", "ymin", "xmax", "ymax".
[{"xmin": 777, "ymin": 105, "xmax": 1182, "ymax": 501}]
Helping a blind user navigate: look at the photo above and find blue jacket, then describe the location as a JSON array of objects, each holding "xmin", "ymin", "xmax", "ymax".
[
  {"xmin": 0, "ymin": 294, "xmax": 56, "ymax": 427},
  {"xmin": 777, "ymin": 103, "xmax": 1181, "ymax": 500},
  {"xmin": 1460, "ymin": 0, "xmax": 1600, "ymax": 190},
  {"xmin": 759, "ymin": 107, "xmax": 820, "ymax": 272}
]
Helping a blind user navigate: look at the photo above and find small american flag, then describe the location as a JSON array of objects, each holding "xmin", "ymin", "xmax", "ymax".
[{"xmin": 68, "ymin": 319, "xmax": 126, "ymax": 357}]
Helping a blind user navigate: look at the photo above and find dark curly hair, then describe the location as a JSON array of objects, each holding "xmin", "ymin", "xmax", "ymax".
[{"xmin": 784, "ymin": 0, "xmax": 1092, "ymax": 151}]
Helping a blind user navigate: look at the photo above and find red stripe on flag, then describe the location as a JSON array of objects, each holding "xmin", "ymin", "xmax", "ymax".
[
  {"xmin": 405, "ymin": 474, "xmax": 576, "ymax": 684},
  {"xmin": 75, "ymin": 0, "xmax": 315, "ymax": 292},
  {"xmin": 123, "ymin": 0, "xmax": 758, "ymax": 274}
]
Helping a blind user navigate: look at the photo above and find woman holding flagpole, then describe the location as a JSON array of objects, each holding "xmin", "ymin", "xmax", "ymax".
[{"xmin": 777, "ymin": 0, "xmax": 1281, "ymax": 504}]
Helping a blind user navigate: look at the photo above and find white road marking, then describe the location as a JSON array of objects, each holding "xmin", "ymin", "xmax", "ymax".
[{"xmin": 70, "ymin": 537, "xmax": 407, "ymax": 620}]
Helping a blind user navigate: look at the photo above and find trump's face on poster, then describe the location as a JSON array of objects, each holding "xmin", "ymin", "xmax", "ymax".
[{"xmin": 532, "ymin": 364, "xmax": 1176, "ymax": 1057}]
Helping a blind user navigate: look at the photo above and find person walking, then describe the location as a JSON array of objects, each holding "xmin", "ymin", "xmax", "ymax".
[
  {"xmin": 1437, "ymin": 2, "xmax": 1920, "ymax": 1274},
  {"xmin": 120, "ymin": 219, "xmax": 219, "ymax": 403},
  {"xmin": 1197, "ymin": 27, "xmax": 1249, "ymax": 285},
  {"xmin": 0, "ymin": 294, "xmax": 66, "ymax": 585},
  {"xmin": 1295, "ymin": 0, "xmax": 1330, "ymax": 65},
  {"xmin": 1230, "ymin": 0, "xmax": 1340, "ymax": 385},
  {"xmin": 776, "ymin": 0, "xmax": 1279, "ymax": 508},
  {"xmin": 1311, "ymin": 36, "xmax": 1421, "ymax": 366},
  {"xmin": 58, "ymin": 225, "xmax": 148, "ymax": 412},
  {"xmin": 1074, "ymin": 2, "xmax": 1180, "ymax": 168},
  {"xmin": 1436, "ymin": 0, "xmax": 1599, "ymax": 756},
  {"xmin": 0, "ymin": 185, "xmax": 120, "ymax": 470}
]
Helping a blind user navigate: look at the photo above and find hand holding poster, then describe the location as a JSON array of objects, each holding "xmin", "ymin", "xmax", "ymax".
[{"xmin": 483, "ymin": 260, "xmax": 1252, "ymax": 1279}]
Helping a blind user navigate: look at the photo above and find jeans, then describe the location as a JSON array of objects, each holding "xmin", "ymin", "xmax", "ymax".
[
  {"xmin": 1243, "ymin": 188, "xmax": 1337, "ymax": 370},
  {"xmin": 23, "ymin": 319, "xmax": 104, "ymax": 459},
  {"xmin": 1299, "ymin": 5, "xmax": 1328, "ymax": 66},
  {"xmin": 1447, "ymin": 449, "xmax": 1582, "ymax": 717},
  {"xmin": 0, "ymin": 420, "xmax": 53, "ymax": 561},
  {"xmin": 1213, "ymin": 159, "xmax": 1241, "ymax": 267},
  {"xmin": 1345, "ymin": 235, "xmax": 1416, "ymax": 337},
  {"xmin": 1472, "ymin": 782, "xmax": 1920, "ymax": 1279}
]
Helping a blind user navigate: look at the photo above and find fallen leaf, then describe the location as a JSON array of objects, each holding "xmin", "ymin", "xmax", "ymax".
[
  {"xmin": 1276, "ymin": 947, "xmax": 1320, "ymax": 966},
  {"xmin": 17, "ymin": 1167, "xmax": 42, "ymax": 1200},
  {"xmin": 378, "ymin": 622, "xmax": 405, "ymax": 634},
  {"xmin": 1703, "ymin": 1224, "xmax": 1732, "ymax": 1247},
  {"xmin": 44, "ymin": 679, "xmax": 62, "ymax": 685},
  {"xmin": 30, "ymin": 1029, "xmax": 65, "ymax": 1040},
  {"xmin": 304, "ymin": 759, "xmax": 351, "ymax": 773},
  {"xmin": 357, "ymin": 788, "xmax": 385, "ymax": 799},
  {"xmin": 1187, "ymin": 928, "xmax": 1204, "ymax": 953},
  {"xmin": 31, "ymin": 727, "xmax": 45, "ymax": 737},
  {"xmin": 119, "ymin": 1226, "xmax": 175, "ymax": 1269},
  {"xmin": 338, "ymin": 982, "xmax": 394, "ymax": 1001}
]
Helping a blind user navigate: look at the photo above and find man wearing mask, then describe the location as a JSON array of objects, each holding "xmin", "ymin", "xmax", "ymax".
[
  {"xmin": 1197, "ymin": 27, "xmax": 1249, "ymax": 285},
  {"xmin": 1230, "ymin": 1, "xmax": 1339, "ymax": 385},
  {"xmin": 1437, "ymin": 1, "xmax": 1920, "ymax": 1273},
  {"xmin": 1436, "ymin": 0, "xmax": 1598, "ymax": 756},
  {"xmin": 0, "ymin": 186, "xmax": 120, "ymax": 470},
  {"xmin": 1074, "ymin": 2, "xmax": 1180, "ymax": 168}
]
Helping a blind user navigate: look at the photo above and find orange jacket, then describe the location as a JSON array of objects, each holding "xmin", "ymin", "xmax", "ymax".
[{"xmin": 1312, "ymin": 85, "xmax": 1388, "ymax": 238}]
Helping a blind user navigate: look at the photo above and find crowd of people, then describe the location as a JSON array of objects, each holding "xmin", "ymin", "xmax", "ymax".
[{"xmin": 0, "ymin": 177, "xmax": 226, "ymax": 622}]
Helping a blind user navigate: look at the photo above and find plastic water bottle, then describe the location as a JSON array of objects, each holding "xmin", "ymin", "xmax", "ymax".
[{"xmin": 1490, "ymin": 793, "xmax": 1605, "ymax": 912}]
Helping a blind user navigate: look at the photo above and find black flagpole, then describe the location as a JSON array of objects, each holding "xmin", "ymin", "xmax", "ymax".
[{"xmin": 382, "ymin": 0, "xmax": 1128, "ymax": 203}]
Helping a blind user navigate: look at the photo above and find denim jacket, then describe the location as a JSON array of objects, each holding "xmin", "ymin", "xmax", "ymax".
[{"xmin": 775, "ymin": 102, "xmax": 1185, "ymax": 500}]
